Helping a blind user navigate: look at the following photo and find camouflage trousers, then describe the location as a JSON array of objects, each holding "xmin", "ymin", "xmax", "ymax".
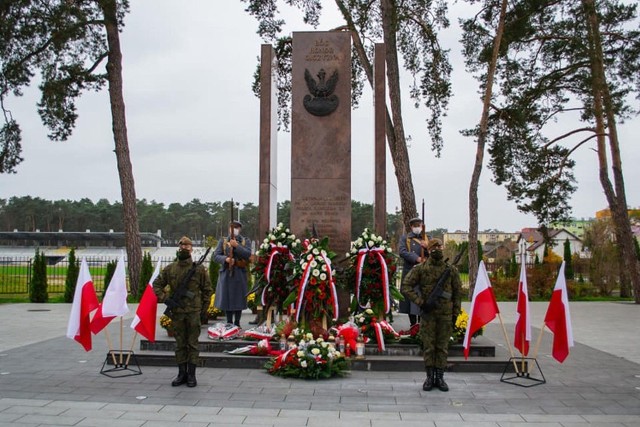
[
  {"xmin": 419, "ymin": 312, "xmax": 452, "ymax": 369},
  {"xmin": 172, "ymin": 312, "xmax": 202, "ymax": 365}
]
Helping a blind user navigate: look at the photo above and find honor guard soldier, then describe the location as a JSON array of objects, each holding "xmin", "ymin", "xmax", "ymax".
[
  {"xmin": 213, "ymin": 220, "xmax": 252, "ymax": 327},
  {"xmin": 398, "ymin": 217, "xmax": 430, "ymax": 325},
  {"xmin": 401, "ymin": 238, "xmax": 462, "ymax": 392},
  {"xmin": 153, "ymin": 236, "xmax": 212, "ymax": 387}
]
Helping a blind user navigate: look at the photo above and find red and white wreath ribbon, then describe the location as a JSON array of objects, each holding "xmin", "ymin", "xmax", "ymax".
[
  {"xmin": 373, "ymin": 322, "xmax": 386, "ymax": 351},
  {"xmin": 295, "ymin": 252, "xmax": 339, "ymax": 322},
  {"xmin": 355, "ymin": 247, "xmax": 391, "ymax": 313},
  {"xmin": 261, "ymin": 244, "xmax": 294, "ymax": 306}
]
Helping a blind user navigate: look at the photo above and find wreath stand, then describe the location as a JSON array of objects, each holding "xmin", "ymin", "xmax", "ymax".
[
  {"xmin": 99, "ymin": 321, "xmax": 142, "ymax": 378},
  {"xmin": 500, "ymin": 325, "xmax": 546, "ymax": 387}
]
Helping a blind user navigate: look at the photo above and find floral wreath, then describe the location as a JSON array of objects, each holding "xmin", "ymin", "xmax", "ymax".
[
  {"xmin": 250, "ymin": 223, "xmax": 301, "ymax": 313},
  {"xmin": 265, "ymin": 333, "xmax": 349, "ymax": 379},
  {"xmin": 286, "ymin": 236, "xmax": 339, "ymax": 325},
  {"xmin": 346, "ymin": 228, "xmax": 400, "ymax": 316}
]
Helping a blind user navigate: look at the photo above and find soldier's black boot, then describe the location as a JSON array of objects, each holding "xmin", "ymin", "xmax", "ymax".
[
  {"xmin": 171, "ymin": 363, "xmax": 188, "ymax": 387},
  {"xmin": 186, "ymin": 363, "xmax": 197, "ymax": 387},
  {"xmin": 435, "ymin": 368, "xmax": 449, "ymax": 392},
  {"xmin": 422, "ymin": 367, "xmax": 435, "ymax": 391}
]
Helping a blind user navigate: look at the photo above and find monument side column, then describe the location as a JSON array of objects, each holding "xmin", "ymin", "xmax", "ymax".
[
  {"xmin": 290, "ymin": 32, "xmax": 352, "ymax": 257},
  {"xmin": 374, "ymin": 43, "xmax": 387, "ymax": 238},
  {"xmin": 259, "ymin": 44, "xmax": 278, "ymax": 240}
]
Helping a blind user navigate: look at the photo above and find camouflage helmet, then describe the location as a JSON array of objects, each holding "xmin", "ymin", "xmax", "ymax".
[
  {"xmin": 427, "ymin": 238, "xmax": 443, "ymax": 250},
  {"xmin": 178, "ymin": 236, "xmax": 193, "ymax": 246}
]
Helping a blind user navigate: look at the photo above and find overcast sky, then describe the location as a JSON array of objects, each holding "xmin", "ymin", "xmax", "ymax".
[{"xmin": 1, "ymin": 1, "xmax": 638, "ymax": 233}]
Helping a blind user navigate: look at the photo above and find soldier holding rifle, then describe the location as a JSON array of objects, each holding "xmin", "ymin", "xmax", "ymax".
[
  {"xmin": 401, "ymin": 238, "xmax": 462, "ymax": 392},
  {"xmin": 153, "ymin": 236, "xmax": 212, "ymax": 387},
  {"xmin": 213, "ymin": 218, "xmax": 252, "ymax": 327},
  {"xmin": 398, "ymin": 211, "xmax": 430, "ymax": 325}
]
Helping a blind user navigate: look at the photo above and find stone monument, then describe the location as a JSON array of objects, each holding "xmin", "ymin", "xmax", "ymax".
[{"xmin": 290, "ymin": 31, "xmax": 352, "ymax": 257}]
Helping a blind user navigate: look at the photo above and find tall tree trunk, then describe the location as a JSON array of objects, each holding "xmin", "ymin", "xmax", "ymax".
[
  {"xmin": 583, "ymin": 0, "xmax": 639, "ymax": 302},
  {"xmin": 468, "ymin": 0, "xmax": 508, "ymax": 294},
  {"xmin": 380, "ymin": 0, "xmax": 418, "ymax": 228},
  {"xmin": 99, "ymin": 0, "xmax": 142, "ymax": 297}
]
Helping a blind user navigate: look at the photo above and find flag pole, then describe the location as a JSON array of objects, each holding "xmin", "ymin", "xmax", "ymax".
[
  {"xmin": 119, "ymin": 317, "xmax": 124, "ymax": 365},
  {"xmin": 531, "ymin": 321, "xmax": 546, "ymax": 359},
  {"xmin": 521, "ymin": 335, "xmax": 526, "ymax": 374},
  {"xmin": 124, "ymin": 331, "xmax": 138, "ymax": 366},
  {"xmin": 497, "ymin": 312, "xmax": 520, "ymax": 374},
  {"xmin": 104, "ymin": 328, "xmax": 118, "ymax": 365}
]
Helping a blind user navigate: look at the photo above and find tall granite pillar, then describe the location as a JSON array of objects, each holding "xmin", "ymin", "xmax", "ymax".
[
  {"xmin": 291, "ymin": 32, "xmax": 351, "ymax": 257},
  {"xmin": 258, "ymin": 44, "xmax": 278, "ymax": 240}
]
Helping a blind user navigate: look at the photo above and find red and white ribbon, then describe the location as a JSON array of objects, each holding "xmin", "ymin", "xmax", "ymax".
[
  {"xmin": 373, "ymin": 322, "xmax": 386, "ymax": 352},
  {"xmin": 355, "ymin": 247, "xmax": 391, "ymax": 313},
  {"xmin": 320, "ymin": 253, "xmax": 339, "ymax": 320},
  {"xmin": 294, "ymin": 259, "xmax": 313, "ymax": 323}
]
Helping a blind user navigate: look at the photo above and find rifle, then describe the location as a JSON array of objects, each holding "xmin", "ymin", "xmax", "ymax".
[
  {"xmin": 420, "ymin": 199, "xmax": 428, "ymax": 262},
  {"xmin": 164, "ymin": 246, "xmax": 212, "ymax": 318},
  {"xmin": 421, "ymin": 247, "xmax": 466, "ymax": 314},
  {"xmin": 229, "ymin": 199, "xmax": 235, "ymax": 276}
]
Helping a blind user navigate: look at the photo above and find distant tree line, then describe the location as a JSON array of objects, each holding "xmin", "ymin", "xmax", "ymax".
[{"xmin": 0, "ymin": 196, "xmax": 419, "ymax": 245}]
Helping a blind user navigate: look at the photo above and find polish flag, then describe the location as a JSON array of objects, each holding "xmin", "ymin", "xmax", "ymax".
[
  {"xmin": 66, "ymin": 258, "xmax": 99, "ymax": 351},
  {"xmin": 463, "ymin": 261, "xmax": 499, "ymax": 359},
  {"xmin": 130, "ymin": 261, "xmax": 162, "ymax": 342},
  {"xmin": 514, "ymin": 252, "xmax": 531, "ymax": 356},
  {"xmin": 91, "ymin": 253, "xmax": 128, "ymax": 334},
  {"xmin": 544, "ymin": 262, "xmax": 574, "ymax": 363}
]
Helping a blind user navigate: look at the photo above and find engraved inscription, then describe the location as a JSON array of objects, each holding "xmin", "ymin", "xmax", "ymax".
[{"xmin": 305, "ymin": 38, "xmax": 339, "ymax": 62}]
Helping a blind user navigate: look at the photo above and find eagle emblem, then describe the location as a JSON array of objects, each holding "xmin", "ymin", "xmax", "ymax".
[{"xmin": 303, "ymin": 68, "xmax": 339, "ymax": 116}]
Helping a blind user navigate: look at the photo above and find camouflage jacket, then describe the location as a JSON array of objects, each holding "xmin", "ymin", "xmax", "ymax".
[
  {"xmin": 152, "ymin": 258, "xmax": 213, "ymax": 314},
  {"xmin": 400, "ymin": 258, "xmax": 462, "ymax": 316}
]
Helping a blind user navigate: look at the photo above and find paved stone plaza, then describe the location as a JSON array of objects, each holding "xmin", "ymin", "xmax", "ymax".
[{"xmin": 0, "ymin": 302, "xmax": 639, "ymax": 426}]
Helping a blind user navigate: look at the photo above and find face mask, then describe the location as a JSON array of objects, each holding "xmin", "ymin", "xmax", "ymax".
[
  {"xmin": 176, "ymin": 249, "xmax": 191, "ymax": 260},
  {"xmin": 233, "ymin": 228, "xmax": 240, "ymax": 237},
  {"xmin": 430, "ymin": 250, "xmax": 443, "ymax": 261},
  {"xmin": 411, "ymin": 227, "xmax": 422, "ymax": 235}
]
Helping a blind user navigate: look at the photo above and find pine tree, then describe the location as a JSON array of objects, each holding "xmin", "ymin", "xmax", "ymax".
[
  {"xmin": 102, "ymin": 260, "xmax": 117, "ymax": 298},
  {"xmin": 564, "ymin": 238, "xmax": 574, "ymax": 279},
  {"xmin": 29, "ymin": 249, "xmax": 48, "ymax": 303},
  {"xmin": 137, "ymin": 251, "xmax": 153, "ymax": 301},
  {"xmin": 63, "ymin": 248, "xmax": 79, "ymax": 303}
]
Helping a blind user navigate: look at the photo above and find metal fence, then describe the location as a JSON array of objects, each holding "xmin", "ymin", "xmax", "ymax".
[{"xmin": 0, "ymin": 256, "xmax": 175, "ymax": 294}]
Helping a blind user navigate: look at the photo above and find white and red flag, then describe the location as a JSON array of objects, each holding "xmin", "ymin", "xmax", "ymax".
[
  {"xmin": 514, "ymin": 252, "xmax": 531, "ymax": 356},
  {"xmin": 463, "ymin": 261, "xmax": 499, "ymax": 359},
  {"xmin": 91, "ymin": 253, "xmax": 129, "ymax": 334},
  {"xmin": 130, "ymin": 261, "xmax": 161, "ymax": 342},
  {"xmin": 66, "ymin": 258, "xmax": 99, "ymax": 351},
  {"xmin": 543, "ymin": 262, "xmax": 574, "ymax": 363}
]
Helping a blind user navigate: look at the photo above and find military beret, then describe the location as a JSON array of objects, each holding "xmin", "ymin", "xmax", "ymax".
[
  {"xmin": 408, "ymin": 217, "xmax": 423, "ymax": 226},
  {"xmin": 178, "ymin": 236, "xmax": 193, "ymax": 246},
  {"xmin": 230, "ymin": 220, "xmax": 243, "ymax": 228},
  {"xmin": 427, "ymin": 238, "xmax": 443, "ymax": 250}
]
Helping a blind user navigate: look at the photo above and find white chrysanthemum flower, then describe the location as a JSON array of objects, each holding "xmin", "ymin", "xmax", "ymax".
[
  {"xmin": 312, "ymin": 269, "xmax": 320, "ymax": 277},
  {"xmin": 320, "ymin": 273, "xmax": 327, "ymax": 281},
  {"xmin": 278, "ymin": 222, "xmax": 283, "ymax": 228},
  {"xmin": 307, "ymin": 254, "xmax": 313, "ymax": 261},
  {"xmin": 300, "ymin": 360, "xmax": 307, "ymax": 368},
  {"xmin": 321, "ymin": 250, "xmax": 327, "ymax": 256},
  {"xmin": 310, "ymin": 260, "xmax": 318, "ymax": 268},
  {"xmin": 321, "ymin": 342, "xmax": 328, "ymax": 348},
  {"xmin": 312, "ymin": 248, "xmax": 319, "ymax": 255},
  {"xmin": 317, "ymin": 337, "xmax": 324, "ymax": 343},
  {"xmin": 358, "ymin": 317, "xmax": 364, "ymax": 323},
  {"xmin": 302, "ymin": 262, "xmax": 308, "ymax": 270},
  {"xmin": 297, "ymin": 350, "xmax": 305, "ymax": 357},
  {"xmin": 311, "ymin": 348, "xmax": 320, "ymax": 355},
  {"xmin": 365, "ymin": 308, "xmax": 374, "ymax": 315},
  {"xmin": 356, "ymin": 237, "xmax": 363, "ymax": 246},
  {"xmin": 291, "ymin": 234, "xmax": 295, "ymax": 239},
  {"xmin": 269, "ymin": 234, "xmax": 275, "ymax": 240},
  {"xmin": 263, "ymin": 238, "xmax": 269, "ymax": 243},
  {"xmin": 387, "ymin": 247, "xmax": 392, "ymax": 253},
  {"xmin": 286, "ymin": 228, "xmax": 290, "ymax": 233},
  {"xmin": 308, "ymin": 339, "xmax": 316, "ymax": 346},
  {"xmin": 306, "ymin": 333, "xmax": 313, "ymax": 340},
  {"xmin": 277, "ymin": 242, "xmax": 282, "ymax": 247},
  {"xmin": 280, "ymin": 233, "xmax": 286, "ymax": 238},
  {"xmin": 292, "ymin": 242, "xmax": 297, "ymax": 248},
  {"xmin": 350, "ymin": 248, "xmax": 356, "ymax": 255},
  {"xmin": 368, "ymin": 240, "xmax": 375, "ymax": 248},
  {"xmin": 377, "ymin": 236, "xmax": 383, "ymax": 243}
]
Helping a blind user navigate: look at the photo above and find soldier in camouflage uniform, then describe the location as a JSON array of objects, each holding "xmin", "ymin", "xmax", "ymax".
[
  {"xmin": 401, "ymin": 238, "xmax": 461, "ymax": 392},
  {"xmin": 153, "ymin": 236, "xmax": 212, "ymax": 387}
]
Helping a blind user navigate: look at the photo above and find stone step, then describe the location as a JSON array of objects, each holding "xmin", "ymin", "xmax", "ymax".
[{"xmin": 114, "ymin": 350, "xmax": 510, "ymax": 373}]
